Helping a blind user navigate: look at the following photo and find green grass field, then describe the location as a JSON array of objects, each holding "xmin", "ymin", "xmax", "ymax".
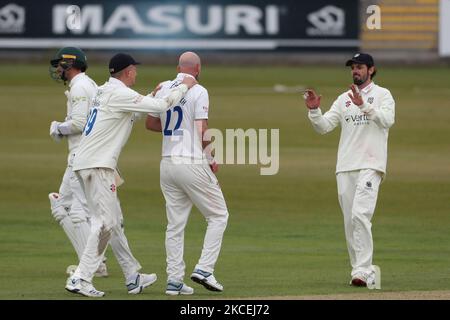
[{"xmin": 0, "ymin": 62, "xmax": 449, "ymax": 299}]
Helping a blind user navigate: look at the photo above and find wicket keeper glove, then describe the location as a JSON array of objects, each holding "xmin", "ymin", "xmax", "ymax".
[{"xmin": 49, "ymin": 121, "xmax": 63, "ymax": 142}]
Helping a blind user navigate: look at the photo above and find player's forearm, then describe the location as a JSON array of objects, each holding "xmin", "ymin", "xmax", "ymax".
[
  {"xmin": 134, "ymin": 84, "xmax": 188, "ymax": 113},
  {"xmin": 361, "ymin": 106, "xmax": 395, "ymax": 129},
  {"xmin": 117, "ymin": 96, "xmax": 170, "ymax": 114},
  {"xmin": 360, "ymin": 96, "xmax": 395, "ymax": 129},
  {"xmin": 202, "ymin": 139, "xmax": 211, "ymax": 150},
  {"xmin": 196, "ymin": 119, "xmax": 215, "ymax": 161},
  {"xmin": 308, "ymin": 108, "xmax": 336, "ymax": 135},
  {"xmin": 203, "ymin": 138, "xmax": 215, "ymax": 164},
  {"xmin": 70, "ymin": 117, "xmax": 86, "ymax": 133},
  {"xmin": 63, "ymin": 99, "xmax": 90, "ymax": 134},
  {"xmin": 145, "ymin": 116, "xmax": 162, "ymax": 132},
  {"xmin": 112, "ymin": 84, "xmax": 188, "ymax": 114},
  {"xmin": 56, "ymin": 118, "xmax": 84, "ymax": 135}
]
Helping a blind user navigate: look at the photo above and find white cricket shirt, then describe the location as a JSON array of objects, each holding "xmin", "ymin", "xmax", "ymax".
[
  {"xmin": 63, "ymin": 72, "xmax": 97, "ymax": 165},
  {"xmin": 151, "ymin": 73, "xmax": 209, "ymax": 160},
  {"xmin": 73, "ymin": 77, "xmax": 187, "ymax": 171},
  {"xmin": 308, "ymin": 82, "xmax": 395, "ymax": 174}
]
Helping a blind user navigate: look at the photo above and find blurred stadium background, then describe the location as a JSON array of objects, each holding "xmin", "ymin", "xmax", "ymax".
[
  {"xmin": 0, "ymin": 0, "xmax": 449, "ymax": 63},
  {"xmin": 0, "ymin": 0, "xmax": 449, "ymax": 300}
]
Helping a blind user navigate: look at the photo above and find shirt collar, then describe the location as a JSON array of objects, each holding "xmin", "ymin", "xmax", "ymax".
[
  {"xmin": 361, "ymin": 81, "xmax": 375, "ymax": 94},
  {"xmin": 69, "ymin": 72, "xmax": 85, "ymax": 88},
  {"xmin": 176, "ymin": 72, "xmax": 196, "ymax": 80},
  {"xmin": 107, "ymin": 76, "xmax": 127, "ymax": 88}
]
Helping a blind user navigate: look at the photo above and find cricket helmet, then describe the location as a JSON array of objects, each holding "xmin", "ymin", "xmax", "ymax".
[{"xmin": 49, "ymin": 47, "xmax": 87, "ymax": 83}]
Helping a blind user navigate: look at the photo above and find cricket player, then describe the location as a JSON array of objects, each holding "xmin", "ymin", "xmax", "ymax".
[
  {"xmin": 48, "ymin": 47, "xmax": 107, "ymax": 277},
  {"xmin": 66, "ymin": 53, "xmax": 197, "ymax": 297},
  {"xmin": 304, "ymin": 53, "xmax": 395, "ymax": 289},
  {"xmin": 146, "ymin": 51, "xmax": 229, "ymax": 295}
]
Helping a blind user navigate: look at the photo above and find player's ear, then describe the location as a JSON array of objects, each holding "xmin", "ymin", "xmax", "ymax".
[{"xmin": 369, "ymin": 66, "xmax": 377, "ymax": 79}]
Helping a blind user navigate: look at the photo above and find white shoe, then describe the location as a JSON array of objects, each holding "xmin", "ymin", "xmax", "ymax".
[
  {"xmin": 190, "ymin": 269, "xmax": 223, "ymax": 292},
  {"xmin": 350, "ymin": 266, "xmax": 381, "ymax": 290},
  {"xmin": 367, "ymin": 265, "xmax": 381, "ymax": 290},
  {"xmin": 126, "ymin": 273, "xmax": 157, "ymax": 294},
  {"xmin": 94, "ymin": 262, "xmax": 109, "ymax": 278},
  {"xmin": 65, "ymin": 276, "xmax": 105, "ymax": 298},
  {"xmin": 165, "ymin": 281, "xmax": 194, "ymax": 296}
]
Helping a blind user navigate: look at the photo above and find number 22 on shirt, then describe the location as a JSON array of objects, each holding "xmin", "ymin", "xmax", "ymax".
[{"xmin": 163, "ymin": 106, "xmax": 183, "ymax": 136}]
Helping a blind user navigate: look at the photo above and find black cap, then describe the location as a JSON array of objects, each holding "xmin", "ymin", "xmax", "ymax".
[
  {"xmin": 109, "ymin": 53, "xmax": 140, "ymax": 74},
  {"xmin": 345, "ymin": 53, "xmax": 375, "ymax": 67}
]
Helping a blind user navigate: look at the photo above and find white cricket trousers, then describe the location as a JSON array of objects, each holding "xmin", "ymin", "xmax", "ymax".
[
  {"xmin": 57, "ymin": 165, "xmax": 89, "ymax": 223},
  {"xmin": 336, "ymin": 169, "xmax": 382, "ymax": 277},
  {"xmin": 74, "ymin": 168, "xmax": 141, "ymax": 283},
  {"xmin": 160, "ymin": 157, "xmax": 229, "ymax": 283}
]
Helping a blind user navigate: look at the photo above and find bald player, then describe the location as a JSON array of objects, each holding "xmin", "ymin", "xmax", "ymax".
[{"xmin": 146, "ymin": 51, "xmax": 229, "ymax": 295}]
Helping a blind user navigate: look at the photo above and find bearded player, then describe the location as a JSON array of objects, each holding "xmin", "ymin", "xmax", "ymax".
[{"xmin": 304, "ymin": 53, "xmax": 395, "ymax": 289}]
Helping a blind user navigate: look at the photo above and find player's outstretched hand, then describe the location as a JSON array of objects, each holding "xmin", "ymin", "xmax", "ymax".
[
  {"xmin": 181, "ymin": 76, "xmax": 197, "ymax": 89},
  {"xmin": 303, "ymin": 89, "xmax": 321, "ymax": 110},
  {"xmin": 348, "ymin": 84, "xmax": 364, "ymax": 106}
]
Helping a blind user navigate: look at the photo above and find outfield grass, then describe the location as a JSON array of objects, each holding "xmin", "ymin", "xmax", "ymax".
[{"xmin": 0, "ymin": 63, "xmax": 449, "ymax": 299}]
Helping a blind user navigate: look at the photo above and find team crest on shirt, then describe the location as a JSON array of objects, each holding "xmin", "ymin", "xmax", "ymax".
[
  {"xmin": 345, "ymin": 100, "xmax": 351, "ymax": 108},
  {"xmin": 368, "ymin": 97, "xmax": 374, "ymax": 104},
  {"xmin": 365, "ymin": 181, "xmax": 372, "ymax": 189},
  {"xmin": 110, "ymin": 184, "xmax": 116, "ymax": 192}
]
